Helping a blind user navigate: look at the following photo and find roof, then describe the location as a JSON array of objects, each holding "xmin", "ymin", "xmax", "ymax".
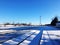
[{"xmin": 57, "ymin": 21, "xmax": 60, "ymax": 23}]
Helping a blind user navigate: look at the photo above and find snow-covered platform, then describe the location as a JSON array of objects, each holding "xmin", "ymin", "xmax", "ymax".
[
  {"xmin": 0, "ymin": 26, "xmax": 60, "ymax": 45},
  {"xmin": 40, "ymin": 30, "xmax": 60, "ymax": 45},
  {"xmin": 0, "ymin": 30, "xmax": 41, "ymax": 45}
]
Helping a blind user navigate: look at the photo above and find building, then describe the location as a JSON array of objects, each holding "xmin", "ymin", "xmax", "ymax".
[{"xmin": 56, "ymin": 21, "xmax": 60, "ymax": 27}]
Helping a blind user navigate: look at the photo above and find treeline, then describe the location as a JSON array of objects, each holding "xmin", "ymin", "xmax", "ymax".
[{"xmin": 4, "ymin": 22, "xmax": 31, "ymax": 26}]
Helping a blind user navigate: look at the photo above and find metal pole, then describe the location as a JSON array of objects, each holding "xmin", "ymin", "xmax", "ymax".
[{"xmin": 40, "ymin": 16, "xmax": 41, "ymax": 25}]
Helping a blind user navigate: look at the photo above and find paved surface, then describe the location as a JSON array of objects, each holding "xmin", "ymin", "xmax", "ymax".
[{"xmin": 0, "ymin": 26, "xmax": 60, "ymax": 45}]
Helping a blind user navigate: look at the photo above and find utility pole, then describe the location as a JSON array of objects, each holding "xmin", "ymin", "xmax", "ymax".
[{"xmin": 40, "ymin": 16, "xmax": 41, "ymax": 25}]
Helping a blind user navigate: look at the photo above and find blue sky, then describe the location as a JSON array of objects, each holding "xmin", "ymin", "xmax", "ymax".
[{"xmin": 0, "ymin": 0, "xmax": 60, "ymax": 25}]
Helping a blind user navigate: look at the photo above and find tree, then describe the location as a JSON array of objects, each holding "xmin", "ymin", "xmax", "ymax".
[
  {"xmin": 51, "ymin": 17, "xmax": 58, "ymax": 26},
  {"xmin": 4, "ymin": 22, "xmax": 10, "ymax": 25},
  {"xmin": 4, "ymin": 22, "xmax": 10, "ymax": 27}
]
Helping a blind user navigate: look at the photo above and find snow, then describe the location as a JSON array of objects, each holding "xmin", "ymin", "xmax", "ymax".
[{"xmin": 40, "ymin": 30, "xmax": 60, "ymax": 45}]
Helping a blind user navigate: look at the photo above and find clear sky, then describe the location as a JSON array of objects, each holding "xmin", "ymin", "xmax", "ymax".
[{"xmin": 0, "ymin": 0, "xmax": 60, "ymax": 25}]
